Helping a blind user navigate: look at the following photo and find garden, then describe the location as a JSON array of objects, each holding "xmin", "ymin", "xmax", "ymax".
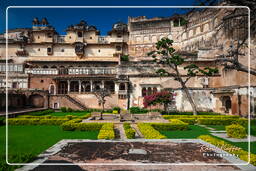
[{"xmin": 0, "ymin": 106, "xmax": 256, "ymax": 170}]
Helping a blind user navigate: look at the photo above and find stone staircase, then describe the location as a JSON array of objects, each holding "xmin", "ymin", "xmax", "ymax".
[{"xmin": 63, "ymin": 94, "xmax": 87, "ymax": 110}]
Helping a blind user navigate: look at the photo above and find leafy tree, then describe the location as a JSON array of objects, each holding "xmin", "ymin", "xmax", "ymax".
[
  {"xmin": 148, "ymin": 38, "xmax": 218, "ymax": 115},
  {"xmin": 93, "ymin": 88, "xmax": 111, "ymax": 120},
  {"xmin": 143, "ymin": 91, "xmax": 175, "ymax": 111}
]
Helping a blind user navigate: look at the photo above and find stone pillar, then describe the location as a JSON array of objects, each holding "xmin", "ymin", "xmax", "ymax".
[
  {"xmin": 90, "ymin": 80, "xmax": 93, "ymax": 92},
  {"xmin": 115, "ymin": 82, "xmax": 119, "ymax": 94},
  {"xmin": 79, "ymin": 80, "xmax": 81, "ymax": 94},
  {"xmin": 101, "ymin": 80, "xmax": 104, "ymax": 89},
  {"xmin": 67, "ymin": 80, "xmax": 70, "ymax": 94}
]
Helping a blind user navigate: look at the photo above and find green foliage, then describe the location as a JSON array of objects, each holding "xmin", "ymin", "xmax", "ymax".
[
  {"xmin": 28, "ymin": 109, "xmax": 54, "ymax": 116},
  {"xmin": 129, "ymin": 107, "xmax": 148, "ymax": 114},
  {"xmin": 67, "ymin": 107, "xmax": 73, "ymax": 112},
  {"xmin": 8, "ymin": 118, "xmax": 69, "ymax": 125},
  {"xmin": 226, "ymin": 124, "xmax": 247, "ymax": 139},
  {"xmin": 121, "ymin": 55, "xmax": 129, "ymax": 61},
  {"xmin": 123, "ymin": 123, "xmax": 135, "ymax": 139},
  {"xmin": 112, "ymin": 110, "xmax": 119, "ymax": 114},
  {"xmin": 60, "ymin": 107, "xmax": 67, "ymax": 112},
  {"xmin": 177, "ymin": 118, "xmax": 196, "ymax": 125},
  {"xmin": 97, "ymin": 123, "xmax": 115, "ymax": 139},
  {"xmin": 197, "ymin": 118, "xmax": 248, "ymax": 126},
  {"xmin": 0, "ymin": 117, "xmax": 5, "ymax": 126},
  {"xmin": 137, "ymin": 123, "xmax": 166, "ymax": 139},
  {"xmin": 151, "ymin": 119, "xmax": 188, "ymax": 131},
  {"xmin": 112, "ymin": 107, "xmax": 121, "ymax": 113},
  {"xmin": 161, "ymin": 111, "xmax": 221, "ymax": 115},
  {"xmin": 198, "ymin": 135, "xmax": 256, "ymax": 166},
  {"xmin": 162, "ymin": 114, "xmax": 239, "ymax": 120}
]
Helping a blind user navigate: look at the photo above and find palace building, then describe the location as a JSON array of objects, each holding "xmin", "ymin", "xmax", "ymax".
[{"xmin": 0, "ymin": 7, "xmax": 255, "ymax": 116}]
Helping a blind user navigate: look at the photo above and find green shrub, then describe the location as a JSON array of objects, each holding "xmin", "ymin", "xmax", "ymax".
[
  {"xmin": 151, "ymin": 119, "xmax": 188, "ymax": 131},
  {"xmin": 67, "ymin": 107, "xmax": 73, "ymax": 112},
  {"xmin": 198, "ymin": 135, "xmax": 256, "ymax": 166},
  {"xmin": 60, "ymin": 107, "xmax": 67, "ymax": 112},
  {"xmin": 80, "ymin": 113, "xmax": 91, "ymax": 119},
  {"xmin": 28, "ymin": 109, "xmax": 54, "ymax": 116},
  {"xmin": 97, "ymin": 123, "xmax": 115, "ymax": 139},
  {"xmin": 113, "ymin": 107, "xmax": 121, "ymax": 113},
  {"xmin": 112, "ymin": 110, "xmax": 119, "ymax": 114},
  {"xmin": 163, "ymin": 115, "xmax": 240, "ymax": 119},
  {"xmin": 197, "ymin": 118, "xmax": 247, "ymax": 126},
  {"xmin": 226, "ymin": 124, "xmax": 247, "ymax": 139},
  {"xmin": 76, "ymin": 123, "xmax": 103, "ymax": 131},
  {"xmin": 123, "ymin": 123, "xmax": 135, "ymax": 139},
  {"xmin": 61, "ymin": 119, "xmax": 82, "ymax": 131},
  {"xmin": 8, "ymin": 118, "xmax": 69, "ymax": 125},
  {"xmin": 0, "ymin": 117, "xmax": 5, "ymax": 126},
  {"xmin": 121, "ymin": 55, "xmax": 129, "ymax": 61},
  {"xmin": 138, "ymin": 123, "xmax": 166, "ymax": 139},
  {"xmin": 178, "ymin": 118, "xmax": 196, "ymax": 125},
  {"xmin": 129, "ymin": 107, "xmax": 148, "ymax": 114},
  {"xmin": 162, "ymin": 111, "xmax": 221, "ymax": 115}
]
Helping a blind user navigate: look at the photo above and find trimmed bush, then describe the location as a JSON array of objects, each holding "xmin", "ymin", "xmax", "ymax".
[
  {"xmin": 198, "ymin": 135, "xmax": 256, "ymax": 166},
  {"xmin": 61, "ymin": 119, "xmax": 82, "ymax": 131},
  {"xmin": 129, "ymin": 107, "xmax": 148, "ymax": 114},
  {"xmin": 67, "ymin": 107, "xmax": 73, "ymax": 112},
  {"xmin": 0, "ymin": 117, "xmax": 5, "ymax": 126},
  {"xmin": 112, "ymin": 107, "xmax": 121, "ymax": 113},
  {"xmin": 8, "ymin": 118, "xmax": 69, "ymax": 125},
  {"xmin": 197, "ymin": 118, "xmax": 248, "ymax": 126},
  {"xmin": 28, "ymin": 109, "xmax": 54, "ymax": 116},
  {"xmin": 97, "ymin": 123, "xmax": 115, "ymax": 139},
  {"xmin": 163, "ymin": 115, "xmax": 240, "ymax": 119},
  {"xmin": 112, "ymin": 110, "xmax": 119, "ymax": 114},
  {"xmin": 162, "ymin": 111, "xmax": 221, "ymax": 115},
  {"xmin": 177, "ymin": 118, "xmax": 196, "ymax": 125},
  {"xmin": 123, "ymin": 123, "xmax": 135, "ymax": 139},
  {"xmin": 151, "ymin": 119, "xmax": 188, "ymax": 131},
  {"xmin": 138, "ymin": 123, "xmax": 166, "ymax": 139},
  {"xmin": 226, "ymin": 124, "xmax": 247, "ymax": 139},
  {"xmin": 60, "ymin": 107, "xmax": 67, "ymax": 112}
]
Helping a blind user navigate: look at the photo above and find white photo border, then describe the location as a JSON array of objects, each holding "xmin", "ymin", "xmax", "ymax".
[{"xmin": 5, "ymin": 5, "xmax": 251, "ymax": 166}]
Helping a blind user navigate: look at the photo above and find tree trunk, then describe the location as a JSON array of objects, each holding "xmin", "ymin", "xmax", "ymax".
[
  {"xmin": 182, "ymin": 82, "xmax": 197, "ymax": 115},
  {"xmin": 100, "ymin": 102, "xmax": 104, "ymax": 120}
]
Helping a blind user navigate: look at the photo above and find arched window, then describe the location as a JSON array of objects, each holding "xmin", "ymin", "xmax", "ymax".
[
  {"xmin": 153, "ymin": 87, "xmax": 157, "ymax": 94},
  {"xmin": 77, "ymin": 31, "xmax": 83, "ymax": 37},
  {"xmin": 49, "ymin": 84, "xmax": 55, "ymax": 94},
  {"xmin": 119, "ymin": 83, "xmax": 126, "ymax": 90},
  {"xmin": 148, "ymin": 87, "xmax": 152, "ymax": 95},
  {"xmin": 51, "ymin": 65, "xmax": 57, "ymax": 68},
  {"xmin": 142, "ymin": 87, "xmax": 147, "ymax": 97},
  {"xmin": 42, "ymin": 65, "xmax": 48, "ymax": 68}
]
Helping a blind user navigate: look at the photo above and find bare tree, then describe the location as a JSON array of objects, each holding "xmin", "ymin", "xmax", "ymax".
[{"xmin": 93, "ymin": 88, "xmax": 111, "ymax": 120}]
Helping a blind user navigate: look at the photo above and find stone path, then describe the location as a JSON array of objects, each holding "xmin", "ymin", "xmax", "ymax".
[
  {"xmin": 116, "ymin": 124, "xmax": 127, "ymax": 140},
  {"xmin": 130, "ymin": 123, "xmax": 143, "ymax": 139},
  {"xmin": 211, "ymin": 133, "xmax": 256, "ymax": 142}
]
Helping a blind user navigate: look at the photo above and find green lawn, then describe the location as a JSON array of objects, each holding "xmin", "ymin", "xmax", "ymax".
[
  {"xmin": 160, "ymin": 125, "xmax": 210, "ymax": 139},
  {"xmin": 48, "ymin": 112, "xmax": 90, "ymax": 117},
  {"xmin": 0, "ymin": 125, "xmax": 98, "ymax": 156}
]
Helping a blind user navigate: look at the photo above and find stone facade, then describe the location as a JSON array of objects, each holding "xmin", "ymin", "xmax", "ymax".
[{"xmin": 0, "ymin": 8, "xmax": 255, "ymax": 115}]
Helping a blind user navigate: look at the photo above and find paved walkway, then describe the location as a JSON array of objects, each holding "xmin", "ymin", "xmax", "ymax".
[
  {"xmin": 0, "ymin": 107, "xmax": 47, "ymax": 116},
  {"xmin": 211, "ymin": 133, "xmax": 256, "ymax": 142}
]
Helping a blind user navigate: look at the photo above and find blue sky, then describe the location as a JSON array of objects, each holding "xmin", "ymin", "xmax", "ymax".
[{"xmin": 0, "ymin": 0, "xmax": 199, "ymax": 35}]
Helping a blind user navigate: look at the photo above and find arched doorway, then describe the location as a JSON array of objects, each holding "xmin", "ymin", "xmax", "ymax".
[
  {"xmin": 28, "ymin": 94, "xmax": 45, "ymax": 108},
  {"xmin": 58, "ymin": 81, "xmax": 68, "ymax": 94},
  {"xmin": 49, "ymin": 84, "xmax": 55, "ymax": 95},
  {"xmin": 81, "ymin": 81, "xmax": 91, "ymax": 92},
  {"xmin": 222, "ymin": 96, "xmax": 232, "ymax": 113},
  {"xmin": 105, "ymin": 81, "xmax": 115, "ymax": 93},
  {"xmin": 70, "ymin": 81, "xmax": 79, "ymax": 92}
]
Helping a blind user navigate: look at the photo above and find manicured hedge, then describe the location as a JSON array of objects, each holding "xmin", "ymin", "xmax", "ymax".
[
  {"xmin": 138, "ymin": 123, "xmax": 166, "ymax": 139},
  {"xmin": 97, "ymin": 123, "xmax": 115, "ymax": 139},
  {"xmin": 123, "ymin": 123, "xmax": 135, "ymax": 139},
  {"xmin": 226, "ymin": 124, "xmax": 247, "ymax": 139},
  {"xmin": 199, "ymin": 135, "xmax": 256, "ymax": 166},
  {"xmin": 177, "ymin": 118, "xmax": 196, "ymax": 125},
  {"xmin": 151, "ymin": 119, "xmax": 188, "ymax": 131},
  {"xmin": 129, "ymin": 107, "xmax": 148, "ymax": 114},
  {"xmin": 8, "ymin": 118, "xmax": 69, "ymax": 125},
  {"xmin": 28, "ymin": 109, "xmax": 54, "ymax": 116},
  {"xmin": 162, "ymin": 111, "xmax": 221, "ymax": 115},
  {"xmin": 197, "ymin": 118, "xmax": 248, "ymax": 126},
  {"xmin": 61, "ymin": 119, "xmax": 103, "ymax": 131},
  {"xmin": 162, "ymin": 115, "xmax": 240, "ymax": 119}
]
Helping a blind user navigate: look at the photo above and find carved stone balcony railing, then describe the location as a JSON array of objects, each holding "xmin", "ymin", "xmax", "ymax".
[
  {"xmin": 68, "ymin": 67, "xmax": 116, "ymax": 75},
  {"xmin": 109, "ymin": 37, "xmax": 124, "ymax": 43},
  {"xmin": 25, "ymin": 68, "xmax": 59, "ymax": 75},
  {"xmin": 118, "ymin": 90, "xmax": 128, "ymax": 95}
]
